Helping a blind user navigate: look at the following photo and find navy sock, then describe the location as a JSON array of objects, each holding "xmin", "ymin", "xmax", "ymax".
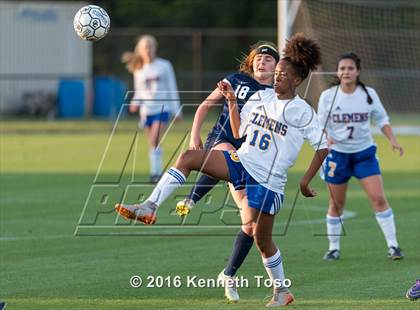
[
  {"xmin": 224, "ymin": 230, "xmax": 254, "ymax": 276},
  {"xmin": 189, "ymin": 174, "xmax": 219, "ymax": 204}
]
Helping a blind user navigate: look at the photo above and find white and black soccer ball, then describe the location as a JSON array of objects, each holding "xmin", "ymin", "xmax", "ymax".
[{"xmin": 73, "ymin": 5, "xmax": 110, "ymax": 41}]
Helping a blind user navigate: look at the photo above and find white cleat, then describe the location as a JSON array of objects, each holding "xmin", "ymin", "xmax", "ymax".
[
  {"xmin": 175, "ymin": 198, "xmax": 195, "ymax": 216},
  {"xmin": 218, "ymin": 269, "xmax": 240, "ymax": 303},
  {"xmin": 115, "ymin": 200, "xmax": 158, "ymax": 224},
  {"xmin": 265, "ymin": 291, "xmax": 294, "ymax": 307}
]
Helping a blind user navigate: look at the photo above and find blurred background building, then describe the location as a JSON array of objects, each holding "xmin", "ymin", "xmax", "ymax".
[{"xmin": 0, "ymin": 0, "xmax": 419, "ymax": 119}]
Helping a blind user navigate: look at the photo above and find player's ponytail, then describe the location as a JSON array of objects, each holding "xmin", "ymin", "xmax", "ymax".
[
  {"xmin": 122, "ymin": 35, "xmax": 158, "ymax": 73},
  {"xmin": 282, "ymin": 32, "xmax": 321, "ymax": 80},
  {"xmin": 332, "ymin": 52, "xmax": 373, "ymax": 104}
]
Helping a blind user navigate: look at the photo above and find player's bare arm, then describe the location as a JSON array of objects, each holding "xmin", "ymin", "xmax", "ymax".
[
  {"xmin": 217, "ymin": 81, "xmax": 241, "ymax": 138},
  {"xmin": 381, "ymin": 124, "xmax": 404, "ymax": 156},
  {"xmin": 190, "ymin": 88, "xmax": 224, "ymax": 149},
  {"xmin": 300, "ymin": 148, "xmax": 329, "ymax": 197}
]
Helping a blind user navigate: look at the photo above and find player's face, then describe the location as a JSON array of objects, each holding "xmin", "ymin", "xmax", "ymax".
[
  {"xmin": 138, "ymin": 39, "xmax": 156, "ymax": 63},
  {"xmin": 274, "ymin": 59, "xmax": 300, "ymax": 95},
  {"xmin": 337, "ymin": 58, "xmax": 359, "ymax": 85},
  {"xmin": 252, "ymin": 54, "xmax": 276, "ymax": 82}
]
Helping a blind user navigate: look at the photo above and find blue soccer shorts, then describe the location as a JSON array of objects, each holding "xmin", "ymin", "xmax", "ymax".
[
  {"xmin": 324, "ymin": 145, "xmax": 381, "ymax": 184},
  {"xmin": 204, "ymin": 129, "xmax": 245, "ymax": 150},
  {"xmin": 144, "ymin": 112, "xmax": 170, "ymax": 127},
  {"xmin": 223, "ymin": 150, "xmax": 283, "ymax": 215}
]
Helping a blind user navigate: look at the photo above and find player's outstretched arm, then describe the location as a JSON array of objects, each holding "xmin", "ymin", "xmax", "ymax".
[
  {"xmin": 300, "ymin": 148, "xmax": 329, "ymax": 197},
  {"xmin": 190, "ymin": 88, "xmax": 224, "ymax": 149},
  {"xmin": 217, "ymin": 81, "xmax": 241, "ymax": 138}
]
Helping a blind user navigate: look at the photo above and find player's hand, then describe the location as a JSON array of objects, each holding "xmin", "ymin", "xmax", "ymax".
[
  {"xmin": 217, "ymin": 81, "xmax": 236, "ymax": 102},
  {"xmin": 300, "ymin": 181, "xmax": 317, "ymax": 197},
  {"xmin": 129, "ymin": 103, "xmax": 139, "ymax": 113},
  {"xmin": 391, "ymin": 141, "xmax": 404, "ymax": 156},
  {"xmin": 327, "ymin": 137, "xmax": 335, "ymax": 147},
  {"xmin": 189, "ymin": 135, "xmax": 203, "ymax": 150}
]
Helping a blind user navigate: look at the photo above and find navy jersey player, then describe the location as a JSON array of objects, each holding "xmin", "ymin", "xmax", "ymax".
[
  {"xmin": 318, "ymin": 52, "xmax": 404, "ymax": 261},
  {"xmin": 176, "ymin": 42, "xmax": 279, "ymax": 217},
  {"xmin": 115, "ymin": 33, "xmax": 327, "ymax": 306}
]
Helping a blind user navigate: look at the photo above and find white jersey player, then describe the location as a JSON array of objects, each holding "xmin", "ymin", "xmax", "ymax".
[
  {"xmin": 115, "ymin": 33, "xmax": 327, "ymax": 307},
  {"xmin": 317, "ymin": 52, "xmax": 404, "ymax": 261},
  {"xmin": 236, "ymin": 90, "xmax": 326, "ymax": 198},
  {"xmin": 318, "ymin": 85, "xmax": 389, "ymax": 153},
  {"xmin": 122, "ymin": 35, "xmax": 181, "ymax": 183},
  {"xmin": 132, "ymin": 57, "xmax": 180, "ymax": 117}
]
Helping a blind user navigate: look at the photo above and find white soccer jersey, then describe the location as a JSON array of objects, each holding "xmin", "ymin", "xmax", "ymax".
[
  {"xmin": 236, "ymin": 90, "xmax": 328, "ymax": 194},
  {"xmin": 317, "ymin": 85, "xmax": 390, "ymax": 153},
  {"xmin": 132, "ymin": 57, "xmax": 181, "ymax": 116}
]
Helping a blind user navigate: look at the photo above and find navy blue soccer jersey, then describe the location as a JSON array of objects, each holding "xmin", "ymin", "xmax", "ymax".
[{"xmin": 206, "ymin": 72, "xmax": 273, "ymax": 149}]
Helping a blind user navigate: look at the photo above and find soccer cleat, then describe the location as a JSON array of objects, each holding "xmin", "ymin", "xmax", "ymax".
[
  {"xmin": 0, "ymin": 302, "xmax": 6, "ymax": 310},
  {"xmin": 323, "ymin": 249, "xmax": 340, "ymax": 261},
  {"xmin": 265, "ymin": 291, "xmax": 294, "ymax": 307},
  {"xmin": 217, "ymin": 269, "xmax": 240, "ymax": 303},
  {"xmin": 406, "ymin": 279, "xmax": 420, "ymax": 301},
  {"xmin": 175, "ymin": 198, "xmax": 195, "ymax": 216},
  {"xmin": 115, "ymin": 201, "xmax": 158, "ymax": 224},
  {"xmin": 387, "ymin": 246, "xmax": 404, "ymax": 260}
]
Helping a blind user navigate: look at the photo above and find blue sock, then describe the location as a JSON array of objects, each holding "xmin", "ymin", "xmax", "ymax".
[
  {"xmin": 224, "ymin": 230, "xmax": 254, "ymax": 276},
  {"xmin": 189, "ymin": 174, "xmax": 219, "ymax": 203}
]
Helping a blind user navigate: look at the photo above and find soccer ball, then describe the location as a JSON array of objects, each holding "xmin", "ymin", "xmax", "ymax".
[{"xmin": 73, "ymin": 5, "xmax": 110, "ymax": 41}]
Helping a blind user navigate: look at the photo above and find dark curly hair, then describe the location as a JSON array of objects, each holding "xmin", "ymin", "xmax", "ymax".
[{"xmin": 282, "ymin": 33, "xmax": 321, "ymax": 80}]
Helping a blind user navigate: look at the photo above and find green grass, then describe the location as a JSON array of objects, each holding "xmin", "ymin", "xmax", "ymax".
[{"xmin": 1, "ymin": 121, "xmax": 419, "ymax": 309}]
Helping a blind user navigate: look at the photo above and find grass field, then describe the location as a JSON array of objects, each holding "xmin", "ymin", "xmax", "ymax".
[{"xmin": 0, "ymin": 120, "xmax": 419, "ymax": 309}]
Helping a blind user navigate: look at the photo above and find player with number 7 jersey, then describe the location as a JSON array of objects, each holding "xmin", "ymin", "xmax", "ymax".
[{"xmin": 317, "ymin": 52, "xmax": 404, "ymax": 261}]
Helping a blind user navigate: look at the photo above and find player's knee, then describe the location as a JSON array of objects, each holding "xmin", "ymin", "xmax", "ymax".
[
  {"xmin": 329, "ymin": 199, "xmax": 345, "ymax": 212},
  {"xmin": 176, "ymin": 150, "xmax": 194, "ymax": 168},
  {"xmin": 372, "ymin": 195, "xmax": 387, "ymax": 209},
  {"xmin": 241, "ymin": 225, "xmax": 253, "ymax": 236},
  {"xmin": 328, "ymin": 205, "xmax": 343, "ymax": 217}
]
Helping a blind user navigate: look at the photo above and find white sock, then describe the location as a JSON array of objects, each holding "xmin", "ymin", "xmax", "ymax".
[
  {"xmin": 375, "ymin": 208, "xmax": 398, "ymax": 248},
  {"xmin": 147, "ymin": 167, "xmax": 186, "ymax": 207},
  {"xmin": 262, "ymin": 248, "xmax": 288, "ymax": 293},
  {"xmin": 326, "ymin": 214, "xmax": 343, "ymax": 251},
  {"xmin": 149, "ymin": 147, "xmax": 162, "ymax": 176}
]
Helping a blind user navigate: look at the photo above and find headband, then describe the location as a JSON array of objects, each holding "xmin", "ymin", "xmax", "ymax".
[{"xmin": 255, "ymin": 45, "xmax": 280, "ymax": 62}]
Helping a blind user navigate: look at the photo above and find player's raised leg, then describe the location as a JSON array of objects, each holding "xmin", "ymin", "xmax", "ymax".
[
  {"xmin": 176, "ymin": 142, "xmax": 234, "ymax": 215},
  {"xmin": 115, "ymin": 149, "xmax": 230, "ymax": 224},
  {"xmin": 359, "ymin": 174, "xmax": 403, "ymax": 259},
  {"xmin": 177, "ymin": 141, "xmax": 246, "ymax": 216},
  {"xmin": 324, "ymin": 183, "xmax": 347, "ymax": 260}
]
